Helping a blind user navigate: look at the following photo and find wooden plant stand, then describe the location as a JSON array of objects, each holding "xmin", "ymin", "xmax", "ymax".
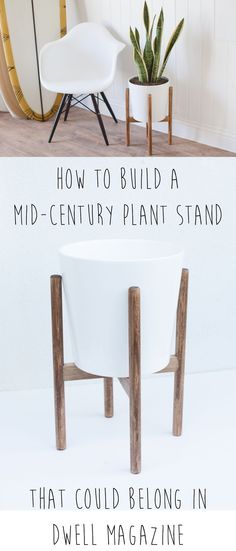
[
  {"xmin": 51, "ymin": 268, "xmax": 188, "ymax": 474},
  {"xmin": 126, "ymin": 86, "xmax": 173, "ymax": 156}
]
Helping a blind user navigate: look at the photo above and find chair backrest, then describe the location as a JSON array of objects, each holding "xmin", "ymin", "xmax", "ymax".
[
  {"xmin": 40, "ymin": 22, "xmax": 125, "ymax": 87},
  {"xmin": 63, "ymin": 22, "xmax": 124, "ymax": 61}
]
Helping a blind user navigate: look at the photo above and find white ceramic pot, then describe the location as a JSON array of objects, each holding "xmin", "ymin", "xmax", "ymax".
[
  {"xmin": 129, "ymin": 77, "xmax": 169, "ymax": 123},
  {"xmin": 59, "ymin": 240, "xmax": 184, "ymax": 378}
]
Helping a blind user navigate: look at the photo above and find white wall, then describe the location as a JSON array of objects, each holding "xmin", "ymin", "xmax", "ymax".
[
  {"xmin": 1, "ymin": 158, "xmax": 236, "ymax": 391},
  {"xmin": 0, "ymin": 96, "xmax": 7, "ymax": 111},
  {"xmin": 77, "ymin": 0, "xmax": 236, "ymax": 153}
]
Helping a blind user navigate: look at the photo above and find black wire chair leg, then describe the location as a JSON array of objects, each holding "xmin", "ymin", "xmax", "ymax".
[
  {"xmin": 48, "ymin": 94, "xmax": 67, "ymax": 143},
  {"xmin": 91, "ymin": 94, "xmax": 109, "ymax": 146},
  {"xmin": 64, "ymin": 94, "xmax": 73, "ymax": 122},
  {"xmin": 100, "ymin": 91, "xmax": 118, "ymax": 123}
]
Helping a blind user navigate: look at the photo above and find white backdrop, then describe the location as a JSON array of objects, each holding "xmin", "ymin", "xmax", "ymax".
[{"xmin": 0, "ymin": 157, "xmax": 236, "ymax": 391}]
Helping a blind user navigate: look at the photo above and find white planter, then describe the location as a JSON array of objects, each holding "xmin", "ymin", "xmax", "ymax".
[
  {"xmin": 59, "ymin": 239, "xmax": 184, "ymax": 378},
  {"xmin": 129, "ymin": 77, "xmax": 169, "ymax": 123}
]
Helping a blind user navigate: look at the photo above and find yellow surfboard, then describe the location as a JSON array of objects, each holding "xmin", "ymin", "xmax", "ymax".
[{"xmin": 0, "ymin": 0, "xmax": 66, "ymax": 120}]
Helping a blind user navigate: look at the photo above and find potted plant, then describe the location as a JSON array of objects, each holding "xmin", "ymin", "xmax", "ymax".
[{"xmin": 129, "ymin": 2, "xmax": 184, "ymax": 123}]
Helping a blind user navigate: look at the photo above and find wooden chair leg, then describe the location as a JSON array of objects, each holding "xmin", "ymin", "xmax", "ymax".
[
  {"xmin": 126, "ymin": 88, "xmax": 131, "ymax": 146},
  {"xmin": 129, "ymin": 287, "xmax": 141, "ymax": 474},
  {"xmin": 147, "ymin": 94, "xmax": 153, "ymax": 156},
  {"xmin": 104, "ymin": 378, "xmax": 114, "ymax": 418},
  {"xmin": 173, "ymin": 269, "xmax": 189, "ymax": 436},
  {"xmin": 168, "ymin": 86, "xmax": 173, "ymax": 145},
  {"xmin": 51, "ymin": 275, "xmax": 66, "ymax": 450}
]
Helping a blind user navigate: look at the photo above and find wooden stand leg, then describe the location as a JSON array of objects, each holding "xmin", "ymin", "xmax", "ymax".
[
  {"xmin": 126, "ymin": 88, "xmax": 131, "ymax": 146},
  {"xmin": 168, "ymin": 86, "xmax": 173, "ymax": 146},
  {"xmin": 104, "ymin": 378, "xmax": 114, "ymax": 418},
  {"xmin": 147, "ymin": 94, "xmax": 153, "ymax": 156},
  {"xmin": 129, "ymin": 287, "xmax": 141, "ymax": 474},
  {"xmin": 173, "ymin": 269, "xmax": 189, "ymax": 436},
  {"xmin": 51, "ymin": 275, "xmax": 66, "ymax": 450}
]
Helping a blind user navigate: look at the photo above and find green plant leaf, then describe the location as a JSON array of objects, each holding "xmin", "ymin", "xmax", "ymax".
[
  {"xmin": 158, "ymin": 17, "xmax": 184, "ymax": 78},
  {"xmin": 143, "ymin": 1, "xmax": 150, "ymax": 35},
  {"xmin": 143, "ymin": 36, "xmax": 154, "ymax": 80},
  {"xmin": 135, "ymin": 28, "xmax": 141, "ymax": 51},
  {"xmin": 130, "ymin": 26, "xmax": 140, "ymax": 51},
  {"xmin": 131, "ymin": 26, "xmax": 149, "ymax": 82},
  {"xmin": 134, "ymin": 48, "xmax": 149, "ymax": 83},
  {"xmin": 151, "ymin": 8, "xmax": 164, "ymax": 82},
  {"xmin": 149, "ymin": 15, "xmax": 156, "ymax": 41}
]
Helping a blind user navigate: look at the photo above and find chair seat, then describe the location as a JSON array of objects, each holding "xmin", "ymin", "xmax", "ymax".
[{"xmin": 43, "ymin": 76, "xmax": 113, "ymax": 96}]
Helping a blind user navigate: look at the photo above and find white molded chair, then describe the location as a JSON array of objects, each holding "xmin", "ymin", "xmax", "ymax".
[{"xmin": 39, "ymin": 22, "xmax": 125, "ymax": 144}]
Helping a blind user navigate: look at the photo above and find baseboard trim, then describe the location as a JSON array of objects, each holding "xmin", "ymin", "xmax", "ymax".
[{"xmin": 168, "ymin": 119, "xmax": 236, "ymax": 154}]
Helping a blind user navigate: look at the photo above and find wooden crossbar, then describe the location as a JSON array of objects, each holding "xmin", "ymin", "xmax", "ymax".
[{"xmin": 118, "ymin": 355, "xmax": 179, "ymax": 397}]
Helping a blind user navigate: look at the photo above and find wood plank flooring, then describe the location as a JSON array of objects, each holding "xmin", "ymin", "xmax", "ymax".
[{"xmin": 0, "ymin": 108, "xmax": 235, "ymax": 157}]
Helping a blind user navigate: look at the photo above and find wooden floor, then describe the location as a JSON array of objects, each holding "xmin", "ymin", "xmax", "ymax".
[{"xmin": 0, "ymin": 108, "xmax": 235, "ymax": 157}]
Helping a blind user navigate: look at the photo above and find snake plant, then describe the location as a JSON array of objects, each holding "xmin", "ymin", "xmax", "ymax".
[{"xmin": 130, "ymin": 2, "xmax": 184, "ymax": 84}]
